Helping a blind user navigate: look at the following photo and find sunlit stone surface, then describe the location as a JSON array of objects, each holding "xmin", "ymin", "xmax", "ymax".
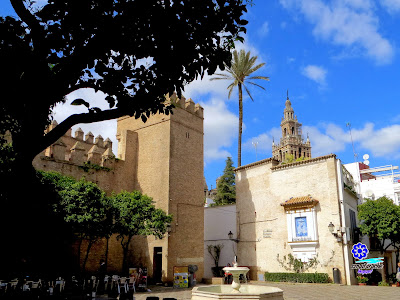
[{"xmin": 192, "ymin": 285, "xmax": 284, "ymax": 300}]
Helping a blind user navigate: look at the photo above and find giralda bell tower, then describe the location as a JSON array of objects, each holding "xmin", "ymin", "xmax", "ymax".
[{"xmin": 272, "ymin": 92, "xmax": 311, "ymax": 162}]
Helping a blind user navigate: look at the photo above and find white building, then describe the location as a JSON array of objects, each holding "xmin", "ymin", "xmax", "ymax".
[
  {"xmin": 344, "ymin": 162, "xmax": 400, "ymax": 205},
  {"xmin": 344, "ymin": 161, "xmax": 400, "ymax": 278},
  {"xmin": 235, "ymin": 155, "xmax": 359, "ymax": 285},
  {"xmin": 203, "ymin": 204, "xmax": 237, "ymax": 279}
]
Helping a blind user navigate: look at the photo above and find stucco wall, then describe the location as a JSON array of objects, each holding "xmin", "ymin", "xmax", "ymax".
[
  {"xmin": 204, "ymin": 205, "xmax": 237, "ymax": 278},
  {"xmin": 235, "ymin": 155, "xmax": 348, "ymax": 283}
]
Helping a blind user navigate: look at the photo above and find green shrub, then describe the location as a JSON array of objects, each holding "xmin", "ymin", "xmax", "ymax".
[{"xmin": 264, "ymin": 272, "xmax": 329, "ymax": 283}]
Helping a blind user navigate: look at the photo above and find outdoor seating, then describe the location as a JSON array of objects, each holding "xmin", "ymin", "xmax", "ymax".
[
  {"xmin": 118, "ymin": 276, "xmax": 129, "ymax": 294},
  {"xmin": 111, "ymin": 274, "xmax": 120, "ymax": 290},
  {"xmin": 108, "ymin": 275, "xmax": 121, "ymax": 297},
  {"xmin": 9, "ymin": 280, "xmax": 18, "ymax": 290},
  {"xmin": 128, "ymin": 275, "xmax": 136, "ymax": 293},
  {"xmin": 55, "ymin": 277, "xmax": 65, "ymax": 293},
  {"xmin": 0, "ymin": 281, "xmax": 7, "ymax": 294}
]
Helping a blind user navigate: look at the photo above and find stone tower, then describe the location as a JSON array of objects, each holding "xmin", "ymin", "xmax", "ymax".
[
  {"xmin": 272, "ymin": 93, "xmax": 311, "ymax": 162},
  {"xmin": 116, "ymin": 92, "xmax": 204, "ymax": 282}
]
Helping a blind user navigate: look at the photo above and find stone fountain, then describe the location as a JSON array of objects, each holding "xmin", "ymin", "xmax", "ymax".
[{"xmin": 192, "ymin": 259, "xmax": 283, "ymax": 300}]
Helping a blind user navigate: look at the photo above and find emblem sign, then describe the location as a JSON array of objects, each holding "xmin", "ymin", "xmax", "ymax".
[{"xmin": 350, "ymin": 242, "xmax": 383, "ymax": 274}]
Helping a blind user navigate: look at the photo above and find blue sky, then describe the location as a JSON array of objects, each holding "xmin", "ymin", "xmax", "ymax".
[{"xmin": 2, "ymin": 0, "xmax": 400, "ymax": 190}]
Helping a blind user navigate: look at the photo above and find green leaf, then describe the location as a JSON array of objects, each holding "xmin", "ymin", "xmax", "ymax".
[{"xmin": 71, "ymin": 99, "xmax": 90, "ymax": 108}]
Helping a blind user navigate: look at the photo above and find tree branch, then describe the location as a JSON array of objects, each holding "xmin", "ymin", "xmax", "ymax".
[
  {"xmin": 33, "ymin": 108, "xmax": 125, "ymax": 158},
  {"xmin": 10, "ymin": 0, "xmax": 45, "ymax": 49},
  {"xmin": 11, "ymin": 0, "xmax": 39, "ymax": 29}
]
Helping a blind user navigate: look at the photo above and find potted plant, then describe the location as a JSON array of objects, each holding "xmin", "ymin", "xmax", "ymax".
[
  {"xmin": 207, "ymin": 244, "xmax": 224, "ymax": 277},
  {"xmin": 357, "ymin": 275, "xmax": 368, "ymax": 285}
]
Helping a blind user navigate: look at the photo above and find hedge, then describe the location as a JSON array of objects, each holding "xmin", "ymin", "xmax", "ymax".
[{"xmin": 264, "ymin": 272, "xmax": 330, "ymax": 283}]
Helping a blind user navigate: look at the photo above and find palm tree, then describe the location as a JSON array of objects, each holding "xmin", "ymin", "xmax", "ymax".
[{"xmin": 210, "ymin": 49, "xmax": 269, "ymax": 167}]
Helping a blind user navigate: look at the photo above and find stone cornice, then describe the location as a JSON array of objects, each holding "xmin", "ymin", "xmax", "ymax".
[
  {"xmin": 235, "ymin": 157, "xmax": 278, "ymax": 172},
  {"xmin": 271, "ymin": 154, "xmax": 336, "ymax": 171}
]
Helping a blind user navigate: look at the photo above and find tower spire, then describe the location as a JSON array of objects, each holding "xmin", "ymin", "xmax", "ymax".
[{"xmin": 272, "ymin": 92, "xmax": 312, "ymax": 163}]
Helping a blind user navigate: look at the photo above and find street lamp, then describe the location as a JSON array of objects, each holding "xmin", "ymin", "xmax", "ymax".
[
  {"xmin": 328, "ymin": 222, "xmax": 342, "ymax": 242},
  {"xmin": 228, "ymin": 231, "xmax": 239, "ymax": 243},
  {"xmin": 328, "ymin": 222, "xmax": 335, "ymax": 233}
]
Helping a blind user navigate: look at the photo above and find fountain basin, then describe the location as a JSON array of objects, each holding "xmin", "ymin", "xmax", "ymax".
[{"xmin": 192, "ymin": 285, "xmax": 284, "ymax": 300}]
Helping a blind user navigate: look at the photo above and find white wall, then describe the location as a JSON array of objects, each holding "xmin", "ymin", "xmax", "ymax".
[{"xmin": 204, "ymin": 204, "xmax": 237, "ymax": 278}]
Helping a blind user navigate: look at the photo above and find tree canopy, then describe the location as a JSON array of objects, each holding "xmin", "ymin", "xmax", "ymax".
[
  {"xmin": 357, "ymin": 196, "xmax": 400, "ymax": 282},
  {"xmin": 358, "ymin": 196, "xmax": 400, "ymax": 253},
  {"xmin": 214, "ymin": 157, "xmax": 236, "ymax": 205},
  {"xmin": 38, "ymin": 172, "xmax": 172, "ymax": 273},
  {"xmin": 1, "ymin": 0, "xmax": 249, "ymax": 163},
  {"xmin": 39, "ymin": 171, "xmax": 112, "ymax": 271},
  {"xmin": 111, "ymin": 190, "xmax": 172, "ymax": 273}
]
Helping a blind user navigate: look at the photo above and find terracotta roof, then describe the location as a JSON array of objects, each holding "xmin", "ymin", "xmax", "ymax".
[
  {"xmin": 271, "ymin": 154, "xmax": 336, "ymax": 171},
  {"xmin": 235, "ymin": 157, "xmax": 278, "ymax": 172},
  {"xmin": 235, "ymin": 154, "xmax": 337, "ymax": 173},
  {"xmin": 280, "ymin": 195, "xmax": 319, "ymax": 209}
]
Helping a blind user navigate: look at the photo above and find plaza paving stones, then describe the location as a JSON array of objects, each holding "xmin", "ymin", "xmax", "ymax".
[{"xmin": 130, "ymin": 282, "xmax": 400, "ymax": 300}]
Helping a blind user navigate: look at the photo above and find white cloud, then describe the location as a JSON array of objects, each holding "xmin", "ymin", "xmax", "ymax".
[
  {"xmin": 358, "ymin": 124, "xmax": 400, "ymax": 158},
  {"xmin": 280, "ymin": 0, "xmax": 394, "ymax": 65},
  {"xmin": 201, "ymin": 97, "xmax": 238, "ymax": 162},
  {"xmin": 244, "ymin": 121, "xmax": 400, "ymax": 161},
  {"xmin": 303, "ymin": 125, "xmax": 347, "ymax": 156},
  {"xmin": 257, "ymin": 21, "xmax": 270, "ymax": 37},
  {"xmin": 184, "ymin": 40, "xmax": 266, "ymax": 163},
  {"xmin": 184, "ymin": 70, "xmax": 230, "ymax": 99},
  {"xmin": 184, "ymin": 71, "xmax": 238, "ymax": 163},
  {"xmin": 301, "ymin": 65, "xmax": 327, "ymax": 86},
  {"xmin": 287, "ymin": 57, "xmax": 296, "ymax": 63},
  {"xmin": 381, "ymin": 0, "xmax": 400, "ymax": 13},
  {"xmin": 243, "ymin": 127, "xmax": 283, "ymax": 156},
  {"xmin": 244, "ymin": 133, "xmax": 273, "ymax": 153}
]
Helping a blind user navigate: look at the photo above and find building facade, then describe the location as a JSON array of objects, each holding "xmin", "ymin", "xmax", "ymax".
[
  {"xmin": 235, "ymin": 96, "xmax": 360, "ymax": 285},
  {"xmin": 345, "ymin": 161, "xmax": 400, "ymax": 277},
  {"xmin": 235, "ymin": 155, "xmax": 359, "ymax": 285},
  {"xmin": 33, "ymin": 93, "xmax": 205, "ymax": 282}
]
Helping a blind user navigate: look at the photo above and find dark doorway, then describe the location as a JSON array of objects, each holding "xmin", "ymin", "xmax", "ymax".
[{"xmin": 153, "ymin": 247, "xmax": 163, "ymax": 283}]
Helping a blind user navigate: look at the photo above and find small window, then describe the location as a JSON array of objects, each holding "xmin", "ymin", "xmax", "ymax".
[{"xmin": 349, "ymin": 209, "xmax": 358, "ymax": 243}]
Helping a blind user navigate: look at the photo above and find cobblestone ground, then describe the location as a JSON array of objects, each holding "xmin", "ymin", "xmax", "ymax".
[{"xmin": 128, "ymin": 282, "xmax": 400, "ymax": 300}]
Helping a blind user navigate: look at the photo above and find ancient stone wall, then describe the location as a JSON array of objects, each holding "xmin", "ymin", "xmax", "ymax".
[{"xmin": 33, "ymin": 93, "xmax": 204, "ymax": 282}]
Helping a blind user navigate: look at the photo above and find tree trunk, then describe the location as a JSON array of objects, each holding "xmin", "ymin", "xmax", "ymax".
[
  {"xmin": 78, "ymin": 239, "xmax": 83, "ymax": 272},
  {"xmin": 382, "ymin": 257, "xmax": 387, "ymax": 282},
  {"xmin": 105, "ymin": 237, "xmax": 110, "ymax": 268},
  {"xmin": 238, "ymin": 83, "xmax": 243, "ymax": 167},
  {"xmin": 82, "ymin": 240, "xmax": 94, "ymax": 273},
  {"xmin": 121, "ymin": 235, "xmax": 133, "ymax": 274},
  {"xmin": 380, "ymin": 244, "xmax": 387, "ymax": 283}
]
